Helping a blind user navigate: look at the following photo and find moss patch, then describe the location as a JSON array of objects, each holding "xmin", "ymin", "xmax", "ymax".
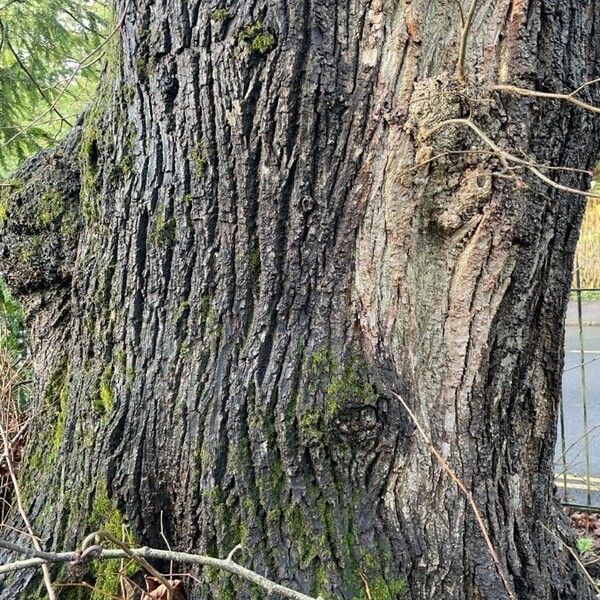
[
  {"xmin": 16, "ymin": 358, "xmax": 69, "ymax": 506},
  {"xmin": 300, "ymin": 350, "xmax": 378, "ymax": 442},
  {"xmin": 324, "ymin": 356, "xmax": 378, "ymax": 417},
  {"xmin": 150, "ymin": 212, "xmax": 176, "ymax": 246},
  {"xmin": 363, "ymin": 576, "xmax": 406, "ymax": 600},
  {"xmin": 88, "ymin": 481, "xmax": 123, "ymax": 537},
  {"xmin": 92, "ymin": 367, "xmax": 114, "ymax": 419},
  {"xmin": 88, "ymin": 480, "xmax": 134, "ymax": 600},
  {"xmin": 238, "ymin": 20, "xmax": 276, "ymax": 55},
  {"xmin": 211, "ymin": 7, "xmax": 232, "ymax": 22},
  {"xmin": 37, "ymin": 191, "xmax": 64, "ymax": 226},
  {"xmin": 191, "ymin": 143, "xmax": 207, "ymax": 178},
  {"xmin": 0, "ymin": 193, "xmax": 9, "ymax": 224},
  {"xmin": 42, "ymin": 358, "xmax": 71, "ymax": 463},
  {"xmin": 78, "ymin": 32, "xmax": 122, "ymax": 225},
  {"xmin": 0, "ymin": 179, "xmax": 23, "ymax": 225}
]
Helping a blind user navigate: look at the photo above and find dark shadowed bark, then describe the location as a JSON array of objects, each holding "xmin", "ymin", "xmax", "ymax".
[{"xmin": 1, "ymin": 0, "xmax": 600, "ymax": 598}]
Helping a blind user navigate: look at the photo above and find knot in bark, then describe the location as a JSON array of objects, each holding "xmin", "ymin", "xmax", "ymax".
[
  {"xmin": 405, "ymin": 77, "xmax": 467, "ymax": 145},
  {"xmin": 0, "ymin": 127, "xmax": 82, "ymax": 296}
]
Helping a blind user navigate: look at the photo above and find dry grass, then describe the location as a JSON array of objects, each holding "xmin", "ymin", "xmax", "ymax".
[
  {"xmin": 0, "ymin": 330, "xmax": 31, "ymax": 526},
  {"xmin": 576, "ymin": 185, "xmax": 600, "ymax": 289}
]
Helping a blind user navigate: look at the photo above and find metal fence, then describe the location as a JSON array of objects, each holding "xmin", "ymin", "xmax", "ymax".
[{"xmin": 556, "ymin": 272, "xmax": 600, "ymax": 510}]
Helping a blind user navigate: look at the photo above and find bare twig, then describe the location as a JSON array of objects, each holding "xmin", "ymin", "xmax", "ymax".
[
  {"xmin": 159, "ymin": 510, "xmax": 174, "ymax": 580},
  {"xmin": 61, "ymin": 6, "xmax": 108, "ymax": 38},
  {"xmin": 451, "ymin": 0, "xmax": 466, "ymax": 26},
  {"xmin": 399, "ymin": 149, "xmax": 593, "ymax": 179},
  {"xmin": 226, "ymin": 543, "xmax": 243, "ymax": 562},
  {"xmin": 0, "ymin": 537, "xmax": 320, "ymax": 600},
  {"xmin": 570, "ymin": 77, "xmax": 600, "ymax": 98},
  {"xmin": 457, "ymin": 0, "xmax": 480, "ymax": 83},
  {"xmin": 539, "ymin": 522, "xmax": 600, "ymax": 595},
  {"xmin": 392, "ymin": 392, "xmax": 516, "ymax": 600},
  {"xmin": 358, "ymin": 571, "xmax": 373, "ymax": 600},
  {"xmin": 0, "ymin": 523, "xmax": 39, "ymax": 539},
  {"xmin": 83, "ymin": 530, "xmax": 174, "ymax": 600},
  {"xmin": 494, "ymin": 83, "xmax": 600, "ymax": 116},
  {"xmin": 0, "ymin": 22, "xmax": 72, "ymax": 128},
  {"xmin": 427, "ymin": 117, "xmax": 600, "ymax": 199},
  {"xmin": 0, "ymin": 1, "xmax": 130, "ymax": 153},
  {"xmin": 554, "ymin": 424, "xmax": 600, "ymax": 471}
]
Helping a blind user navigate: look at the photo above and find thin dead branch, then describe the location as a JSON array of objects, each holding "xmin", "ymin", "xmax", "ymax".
[
  {"xmin": 0, "ymin": 1, "xmax": 130, "ymax": 153},
  {"xmin": 83, "ymin": 531, "xmax": 174, "ymax": 600},
  {"xmin": 392, "ymin": 392, "xmax": 516, "ymax": 600},
  {"xmin": 159, "ymin": 510, "xmax": 174, "ymax": 581},
  {"xmin": 539, "ymin": 522, "xmax": 600, "ymax": 596},
  {"xmin": 358, "ymin": 571, "xmax": 373, "ymax": 600},
  {"xmin": 494, "ymin": 83, "xmax": 600, "ymax": 116},
  {"xmin": 399, "ymin": 149, "xmax": 592, "ymax": 179},
  {"xmin": 457, "ymin": 0, "xmax": 480, "ymax": 83},
  {"xmin": 0, "ymin": 23, "xmax": 72, "ymax": 128},
  {"xmin": 427, "ymin": 117, "xmax": 600, "ymax": 200},
  {"xmin": 0, "ymin": 536, "xmax": 321, "ymax": 600}
]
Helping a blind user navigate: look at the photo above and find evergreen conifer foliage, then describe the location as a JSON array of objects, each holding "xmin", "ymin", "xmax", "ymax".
[{"xmin": 0, "ymin": 0, "xmax": 108, "ymax": 175}]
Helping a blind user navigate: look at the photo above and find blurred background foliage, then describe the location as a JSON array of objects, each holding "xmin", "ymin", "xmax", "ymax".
[
  {"xmin": 0, "ymin": 0, "xmax": 108, "ymax": 352},
  {"xmin": 0, "ymin": 278, "xmax": 29, "ymax": 524},
  {"xmin": 0, "ymin": 0, "xmax": 109, "ymax": 175},
  {"xmin": 575, "ymin": 176, "xmax": 600, "ymax": 292}
]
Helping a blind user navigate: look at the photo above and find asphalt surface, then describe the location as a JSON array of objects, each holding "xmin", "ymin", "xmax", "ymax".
[{"xmin": 556, "ymin": 301, "xmax": 600, "ymax": 506}]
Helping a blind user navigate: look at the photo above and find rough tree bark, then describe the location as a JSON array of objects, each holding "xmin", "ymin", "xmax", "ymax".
[{"xmin": 1, "ymin": 0, "xmax": 600, "ymax": 598}]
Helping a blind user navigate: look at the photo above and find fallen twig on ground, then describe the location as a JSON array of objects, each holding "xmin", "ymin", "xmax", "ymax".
[{"xmin": 0, "ymin": 535, "xmax": 320, "ymax": 600}]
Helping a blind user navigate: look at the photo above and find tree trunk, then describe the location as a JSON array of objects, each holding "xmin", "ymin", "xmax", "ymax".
[{"xmin": 1, "ymin": 0, "xmax": 600, "ymax": 598}]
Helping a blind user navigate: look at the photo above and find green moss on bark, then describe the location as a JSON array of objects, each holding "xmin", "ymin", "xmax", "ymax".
[
  {"xmin": 15, "ymin": 358, "xmax": 69, "ymax": 510},
  {"xmin": 191, "ymin": 143, "xmax": 207, "ymax": 178},
  {"xmin": 238, "ymin": 20, "xmax": 276, "ymax": 55},
  {"xmin": 0, "ymin": 191, "xmax": 9, "ymax": 224},
  {"xmin": 87, "ymin": 480, "xmax": 134, "ymax": 600},
  {"xmin": 0, "ymin": 179, "xmax": 21, "ymax": 224},
  {"xmin": 92, "ymin": 367, "xmax": 114, "ymax": 419},
  {"xmin": 30, "ymin": 357, "xmax": 70, "ymax": 467},
  {"xmin": 150, "ymin": 206, "xmax": 176, "ymax": 246},
  {"xmin": 300, "ymin": 350, "xmax": 377, "ymax": 441},
  {"xmin": 211, "ymin": 8, "xmax": 232, "ymax": 22},
  {"xmin": 37, "ymin": 191, "xmax": 64, "ymax": 226},
  {"xmin": 78, "ymin": 31, "xmax": 122, "ymax": 225},
  {"xmin": 49, "ymin": 362, "xmax": 70, "ymax": 461}
]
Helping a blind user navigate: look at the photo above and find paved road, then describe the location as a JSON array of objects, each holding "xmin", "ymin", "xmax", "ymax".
[
  {"xmin": 565, "ymin": 299, "xmax": 600, "ymax": 325},
  {"xmin": 556, "ymin": 302, "xmax": 600, "ymax": 506}
]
